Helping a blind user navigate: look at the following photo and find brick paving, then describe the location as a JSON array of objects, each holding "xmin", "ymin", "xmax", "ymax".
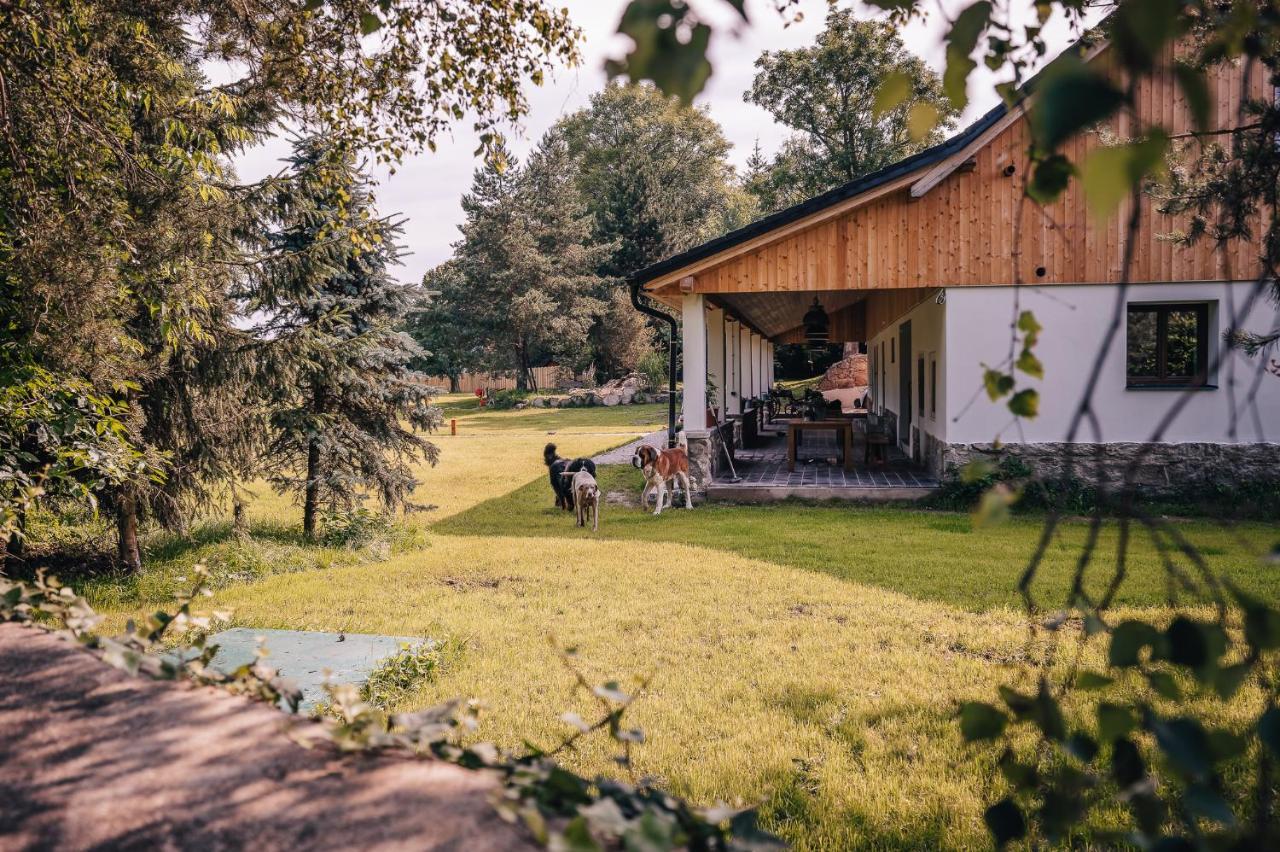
[{"xmin": 728, "ymin": 428, "xmax": 939, "ymax": 489}]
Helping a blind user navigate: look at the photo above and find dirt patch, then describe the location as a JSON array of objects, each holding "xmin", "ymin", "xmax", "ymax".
[
  {"xmin": 605, "ymin": 490, "xmax": 639, "ymax": 508},
  {"xmin": 440, "ymin": 575, "xmax": 507, "ymax": 591}
]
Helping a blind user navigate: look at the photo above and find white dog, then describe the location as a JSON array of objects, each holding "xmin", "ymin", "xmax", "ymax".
[{"xmin": 563, "ymin": 468, "xmax": 601, "ymax": 531}]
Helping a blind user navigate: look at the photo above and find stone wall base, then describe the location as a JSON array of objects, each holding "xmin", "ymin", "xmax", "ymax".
[
  {"xmin": 683, "ymin": 429, "xmax": 720, "ymax": 493},
  {"xmin": 943, "ymin": 442, "xmax": 1280, "ymax": 493}
]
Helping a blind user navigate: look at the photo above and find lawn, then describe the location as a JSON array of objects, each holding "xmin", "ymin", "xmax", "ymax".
[
  {"xmin": 86, "ymin": 400, "xmax": 1278, "ymax": 849},
  {"xmin": 435, "ymin": 466, "xmax": 1278, "ymax": 612}
]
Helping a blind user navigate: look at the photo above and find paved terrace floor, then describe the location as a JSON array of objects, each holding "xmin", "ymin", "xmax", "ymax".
[{"xmin": 712, "ymin": 421, "xmax": 939, "ymax": 501}]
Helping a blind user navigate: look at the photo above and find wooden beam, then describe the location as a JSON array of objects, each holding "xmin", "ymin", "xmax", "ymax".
[{"xmin": 909, "ymin": 107, "xmax": 1024, "ymax": 199}]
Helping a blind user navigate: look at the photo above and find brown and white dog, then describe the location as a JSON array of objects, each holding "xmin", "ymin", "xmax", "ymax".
[
  {"xmin": 562, "ymin": 468, "xmax": 601, "ymax": 531},
  {"xmin": 631, "ymin": 432, "xmax": 692, "ymax": 515}
]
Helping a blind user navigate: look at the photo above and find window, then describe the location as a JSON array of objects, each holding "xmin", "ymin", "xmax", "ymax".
[
  {"xmin": 1126, "ymin": 302, "xmax": 1211, "ymax": 387},
  {"xmin": 929, "ymin": 356, "xmax": 937, "ymax": 418}
]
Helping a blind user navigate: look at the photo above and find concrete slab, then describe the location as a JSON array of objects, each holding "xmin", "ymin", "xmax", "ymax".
[{"xmin": 179, "ymin": 628, "xmax": 429, "ymax": 711}]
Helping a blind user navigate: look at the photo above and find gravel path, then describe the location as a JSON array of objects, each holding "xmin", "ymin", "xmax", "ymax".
[{"xmin": 592, "ymin": 429, "xmax": 668, "ymax": 464}]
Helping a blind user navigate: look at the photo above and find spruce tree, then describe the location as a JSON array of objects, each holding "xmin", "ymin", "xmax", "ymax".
[
  {"xmin": 252, "ymin": 138, "xmax": 440, "ymax": 540},
  {"xmin": 451, "ymin": 137, "xmax": 607, "ymax": 390}
]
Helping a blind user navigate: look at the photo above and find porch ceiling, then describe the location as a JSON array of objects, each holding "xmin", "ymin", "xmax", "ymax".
[{"xmin": 713, "ymin": 290, "xmax": 865, "ymax": 340}]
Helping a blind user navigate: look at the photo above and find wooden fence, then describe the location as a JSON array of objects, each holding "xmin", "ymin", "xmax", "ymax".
[{"xmin": 423, "ymin": 366, "xmax": 584, "ymax": 394}]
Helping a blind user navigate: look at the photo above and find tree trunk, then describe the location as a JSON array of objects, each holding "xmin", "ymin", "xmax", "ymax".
[
  {"xmin": 116, "ymin": 490, "xmax": 142, "ymax": 573},
  {"xmin": 516, "ymin": 346, "xmax": 530, "ymax": 392},
  {"xmin": 303, "ymin": 437, "xmax": 321, "ymax": 541},
  {"xmin": 448, "ymin": 373, "xmax": 461, "ymax": 393}
]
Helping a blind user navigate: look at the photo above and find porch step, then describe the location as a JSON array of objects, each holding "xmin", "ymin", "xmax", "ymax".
[{"xmin": 704, "ymin": 482, "xmax": 937, "ymax": 503}]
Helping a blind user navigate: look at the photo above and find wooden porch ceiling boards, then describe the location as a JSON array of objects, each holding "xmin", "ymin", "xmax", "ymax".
[{"xmin": 712, "ymin": 290, "xmax": 864, "ymax": 341}]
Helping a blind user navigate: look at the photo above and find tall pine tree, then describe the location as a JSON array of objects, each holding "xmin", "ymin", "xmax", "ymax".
[
  {"xmin": 252, "ymin": 139, "xmax": 440, "ymax": 540},
  {"xmin": 451, "ymin": 136, "xmax": 608, "ymax": 390}
]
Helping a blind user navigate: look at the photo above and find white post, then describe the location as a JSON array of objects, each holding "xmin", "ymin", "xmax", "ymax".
[
  {"xmin": 749, "ymin": 333, "xmax": 761, "ymax": 399},
  {"xmin": 766, "ymin": 341, "xmax": 774, "ymax": 389},
  {"xmin": 737, "ymin": 324, "xmax": 749, "ymax": 411},
  {"xmin": 707, "ymin": 306, "xmax": 725, "ymax": 423},
  {"xmin": 681, "ymin": 294, "xmax": 707, "ymax": 431}
]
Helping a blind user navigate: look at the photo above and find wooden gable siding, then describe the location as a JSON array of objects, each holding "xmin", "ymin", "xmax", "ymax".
[{"xmin": 653, "ymin": 48, "xmax": 1264, "ymax": 302}]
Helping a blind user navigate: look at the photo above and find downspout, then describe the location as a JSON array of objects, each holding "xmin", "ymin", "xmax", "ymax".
[{"xmin": 629, "ymin": 279, "xmax": 678, "ymax": 448}]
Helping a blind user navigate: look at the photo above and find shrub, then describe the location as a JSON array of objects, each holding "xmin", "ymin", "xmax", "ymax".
[
  {"xmin": 318, "ymin": 507, "xmax": 394, "ymax": 548},
  {"xmin": 636, "ymin": 350, "xmax": 668, "ymax": 391},
  {"xmin": 361, "ymin": 637, "xmax": 464, "ymax": 709},
  {"xmin": 484, "ymin": 388, "xmax": 530, "ymax": 409}
]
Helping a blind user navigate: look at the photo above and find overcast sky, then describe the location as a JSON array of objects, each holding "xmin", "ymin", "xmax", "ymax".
[{"xmin": 236, "ymin": 0, "xmax": 1094, "ymax": 284}]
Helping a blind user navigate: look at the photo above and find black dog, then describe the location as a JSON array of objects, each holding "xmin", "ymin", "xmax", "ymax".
[{"xmin": 544, "ymin": 443, "xmax": 596, "ymax": 511}]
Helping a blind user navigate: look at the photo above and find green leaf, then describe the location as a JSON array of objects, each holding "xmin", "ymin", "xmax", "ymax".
[
  {"xmin": 1153, "ymin": 716, "xmax": 1213, "ymax": 782},
  {"xmin": 982, "ymin": 368, "xmax": 1015, "ymax": 401},
  {"xmin": 1113, "ymin": 0, "xmax": 1184, "ymax": 73},
  {"xmin": 1015, "ymin": 349, "xmax": 1044, "ymax": 380},
  {"xmin": 558, "ymin": 815, "xmax": 603, "ymax": 852},
  {"xmin": 610, "ymin": 3, "xmax": 713, "ymax": 102},
  {"xmin": 1184, "ymin": 783, "xmax": 1237, "ymax": 826},
  {"xmin": 358, "ymin": 12, "xmax": 382, "ymax": 34},
  {"xmin": 960, "ymin": 701, "xmax": 1009, "ymax": 741},
  {"xmin": 1016, "ymin": 310, "xmax": 1042, "ymax": 335},
  {"xmin": 1026, "ymin": 153, "xmax": 1075, "ymax": 204},
  {"xmin": 907, "ymin": 101, "xmax": 941, "ymax": 143},
  {"xmin": 874, "ymin": 72, "xmax": 913, "ymax": 117},
  {"xmin": 1007, "ymin": 389, "xmax": 1039, "ymax": 418},
  {"xmin": 943, "ymin": 2, "xmax": 993, "ymax": 110},
  {"xmin": 1081, "ymin": 131, "xmax": 1170, "ymax": 219},
  {"xmin": 1028, "ymin": 56, "xmax": 1126, "ymax": 151},
  {"xmin": 1098, "ymin": 702, "xmax": 1138, "ymax": 741},
  {"xmin": 1173, "ymin": 62, "xmax": 1212, "ymax": 133},
  {"xmin": 983, "ymin": 797, "xmax": 1027, "ymax": 847},
  {"xmin": 1109, "ymin": 620, "xmax": 1161, "ymax": 667}
]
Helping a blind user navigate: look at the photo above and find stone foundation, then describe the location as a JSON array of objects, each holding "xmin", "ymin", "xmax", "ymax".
[
  {"xmin": 943, "ymin": 441, "xmax": 1280, "ymax": 493},
  {"xmin": 683, "ymin": 429, "xmax": 719, "ymax": 493}
]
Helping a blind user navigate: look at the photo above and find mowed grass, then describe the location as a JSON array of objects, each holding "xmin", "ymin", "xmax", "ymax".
[
  {"xmin": 436, "ymin": 466, "xmax": 1279, "ymax": 612},
  {"xmin": 89, "ymin": 400, "xmax": 1279, "ymax": 848}
]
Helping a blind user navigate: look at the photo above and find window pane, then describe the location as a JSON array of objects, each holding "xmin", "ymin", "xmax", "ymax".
[
  {"xmin": 1127, "ymin": 309, "xmax": 1158, "ymax": 378},
  {"xmin": 1165, "ymin": 309, "xmax": 1201, "ymax": 378}
]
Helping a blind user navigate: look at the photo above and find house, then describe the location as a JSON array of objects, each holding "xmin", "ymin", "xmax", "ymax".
[{"xmin": 629, "ymin": 41, "xmax": 1280, "ymax": 497}]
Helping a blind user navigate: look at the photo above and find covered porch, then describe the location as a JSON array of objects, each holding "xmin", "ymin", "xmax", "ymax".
[{"xmin": 672, "ymin": 285, "xmax": 940, "ymax": 501}]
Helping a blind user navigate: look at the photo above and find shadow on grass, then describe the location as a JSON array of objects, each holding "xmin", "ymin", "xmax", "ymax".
[{"xmin": 432, "ymin": 466, "xmax": 1278, "ymax": 612}]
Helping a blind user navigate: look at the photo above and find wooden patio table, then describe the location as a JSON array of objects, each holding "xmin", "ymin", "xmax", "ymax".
[{"xmin": 787, "ymin": 419, "xmax": 854, "ymax": 472}]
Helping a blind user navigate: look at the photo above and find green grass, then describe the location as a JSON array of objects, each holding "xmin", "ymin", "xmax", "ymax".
[
  {"xmin": 71, "ymin": 400, "xmax": 1280, "ymax": 850},
  {"xmin": 442, "ymin": 401, "xmax": 669, "ymax": 432},
  {"xmin": 435, "ymin": 465, "xmax": 1278, "ymax": 612}
]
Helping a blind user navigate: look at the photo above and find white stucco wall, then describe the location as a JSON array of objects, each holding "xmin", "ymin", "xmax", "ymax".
[
  {"xmin": 946, "ymin": 281, "xmax": 1280, "ymax": 445},
  {"xmin": 867, "ymin": 292, "xmax": 947, "ymax": 453}
]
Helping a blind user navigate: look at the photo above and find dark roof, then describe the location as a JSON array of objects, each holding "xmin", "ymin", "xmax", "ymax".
[{"xmin": 629, "ymin": 100, "xmax": 1011, "ymax": 286}]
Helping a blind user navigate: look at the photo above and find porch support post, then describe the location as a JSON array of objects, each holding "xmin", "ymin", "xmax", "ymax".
[
  {"xmin": 706, "ymin": 305, "xmax": 725, "ymax": 424},
  {"xmin": 736, "ymin": 324, "xmax": 749, "ymax": 412},
  {"xmin": 681, "ymin": 294, "xmax": 707, "ymax": 431},
  {"xmin": 749, "ymin": 333, "xmax": 761, "ymax": 399}
]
